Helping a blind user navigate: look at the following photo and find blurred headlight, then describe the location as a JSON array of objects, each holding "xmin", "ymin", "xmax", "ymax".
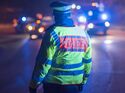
[
  {"xmin": 36, "ymin": 20, "xmax": 41, "ymax": 24},
  {"xmin": 104, "ymin": 40, "xmax": 112, "ymax": 44},
  {"xmin": 78, "ymin": 16, "xmax": 87, "ymax": 23},
  {"xmin": 31, "ymin": 35, "xmax": 38, "ymax": 39},
  {"xmin": 101, "ymin": 13, "xmax": 108, "ymax": 20},
  {"xmin": 38, "ymin": 27, "xmax": 45, "ymax": 33},
  {"xmin": 27, "ymin": 25, "xmax": 33, "ymax": 31},
  {"xmin": 105, "ymin": 21, "xmax": 110, "ymax": 27},
  {"xmin": 26, "ymin": 25, "xmax": 35, "ymax": 31},
  {"xmin": 88, "ymin": 23, "xmax": 94, "ymax": 29},
  {"xmin": 22, "ymin": 17, "xmax": 27, "ymax": 22}
]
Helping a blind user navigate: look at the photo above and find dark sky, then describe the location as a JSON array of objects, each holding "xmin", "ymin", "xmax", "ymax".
[
  {"xmin": 0, "ymin": 0, "xmax": 80, "ymax": 7},
  {"xmin": 0, "ymin": 0, "xmax": 125, "ymax": 16},
  {"xmin": 1, "ymin": 0, "xmax": 125, "ymax": 23},
  {"xmin": 0, "ymin": 0, "xmax": 28, "ymax": 7},
  {"xmin": 0, "ymin": 0, "xmax": 52, "ymax": 15},
  {"xmin": 0, "ymin": 0, "xmax": 83, "ymax": 16},
  {"xmin": 0, "ymin": 0, "xmax": 84, "ymax": 9},
  {"xmin": 0, "ymin": 0, "xmax": 83, "ymax": 22}
]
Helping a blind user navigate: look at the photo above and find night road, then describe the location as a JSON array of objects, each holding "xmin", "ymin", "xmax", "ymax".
[{"xmin": 0, "ymin": 26, "xmax": 125, "ymax": 93}]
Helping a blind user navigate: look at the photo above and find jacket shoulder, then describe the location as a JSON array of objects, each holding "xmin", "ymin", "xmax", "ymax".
[{"xmin": 45, "ymin": 25, "xmax": 56, "ymax": 33}]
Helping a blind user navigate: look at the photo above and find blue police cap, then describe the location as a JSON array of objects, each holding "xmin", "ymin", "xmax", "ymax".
[{"xmin": 50, "ymin": 1, "xmax": 72, "ymax": 12}]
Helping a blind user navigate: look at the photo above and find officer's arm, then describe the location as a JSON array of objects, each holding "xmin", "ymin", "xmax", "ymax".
[
  {"xmin": 29, "ymin": 31, "xmax": 55, "ymax": 89},
  {"xmin": 82, "ymin": 36, "xmax": 92, "ymax": 84}
]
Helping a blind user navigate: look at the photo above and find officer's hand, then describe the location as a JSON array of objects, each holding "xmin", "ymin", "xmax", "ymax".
[
  {"xmin": 82, "ymin": 77, "xmax": 88, "ymax": 85},
  {"xmin": 29, "ymin": 87, "xmax": 37, "ymax": 93}
]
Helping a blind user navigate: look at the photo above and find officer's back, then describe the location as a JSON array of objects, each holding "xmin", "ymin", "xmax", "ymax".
[{"xmin": 29, "ymin": 1, "xmax": 92, "ymax": 93}]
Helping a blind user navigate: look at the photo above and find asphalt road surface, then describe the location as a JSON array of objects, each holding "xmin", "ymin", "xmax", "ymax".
[{"xmin": 0, "ymin": 26, "xmax": 125, "ymax": 93}]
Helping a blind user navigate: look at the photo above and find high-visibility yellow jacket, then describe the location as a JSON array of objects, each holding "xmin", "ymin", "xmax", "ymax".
[{"xmin": 30, "ymin": 26, "xmax": 92, "ymax": 88}]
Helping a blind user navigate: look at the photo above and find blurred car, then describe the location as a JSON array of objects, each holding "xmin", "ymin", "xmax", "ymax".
[
  {"xmin": 13, "ymin": 17, "xmax": 35, "ymax": 34},
  {"xmin": 25, "ymin": 20, "xmax": 45, "ymax": 39},
  {"xmin": 13, "ymin": 16, "xmax": 53, "ymax": 39},
  {"xmin": 72, "ymin": 2, "xmax": 111, "ymax": 36}
]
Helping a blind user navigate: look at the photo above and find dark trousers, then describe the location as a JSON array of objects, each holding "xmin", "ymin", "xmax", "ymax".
[{"xmin": 43, "ymin": 83, "xmax": 82, "ymax": 93}]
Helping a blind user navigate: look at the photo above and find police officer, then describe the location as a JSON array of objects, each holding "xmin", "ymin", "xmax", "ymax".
[{"xmin": 29, "ymin": 1, "xmax": 92, "ymax": 93}]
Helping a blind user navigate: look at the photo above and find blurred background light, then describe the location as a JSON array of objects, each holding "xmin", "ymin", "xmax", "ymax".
[
  {"xmin": 27, "ymin": 25, "xmax": 33, "ymax": 31},
  {"xmin": 38, "ymin": 27, "xmax": 45, "ymax": 33},
  {"xmin": 21, "ymin": 17, "xmax": 27, "ymax": 22},
  {"xmin": 31, "ymin": 35, "xmax": 38, "ymax": 39},
  {"xmin": 101, "ymin": 13, "xmax": 108, "ymax": 20},
  {"xmin": 76, "ymin": 5, "xmax": 81, "ymax": 10},
  {"xmin": 78, "ymin": 16, "xmax": 87, "ymax": 23},
  {"xmin": 88, "ymin": 23, "xmax": 94, "ymax": 29},
  {"xmin": 88, "ymin": 10, "xmax": 93, "ymax": 16},
  {"xmin": 92, "ymin": 2, "xmax": 99, "ymax": 7},
  {"xmin": 36, "ymin": 20, "xmax": 41, "ymax": 24},
  {"xmin": 71, "ymin": 4, "xmax": 76, "ymax": 9},
  {"xmin": 105, "ymin": 21, "xmax": 110, "ymax": 27},
  {"xmin": 104, "ymin": 40, "xmax": 113, "ymax": 44},
  {"xmin": 36, "ymin": 13, "xmax": 43, "ymax": 19}
]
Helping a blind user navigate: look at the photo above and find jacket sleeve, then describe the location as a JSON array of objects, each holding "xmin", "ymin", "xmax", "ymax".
[
  {"xmin": 29, "ymin": 30, "xmax": 56, "ymax": 89},
  {"xmin": 82, "ymin": 34, "xmax": 92, "ymax": 84}
]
